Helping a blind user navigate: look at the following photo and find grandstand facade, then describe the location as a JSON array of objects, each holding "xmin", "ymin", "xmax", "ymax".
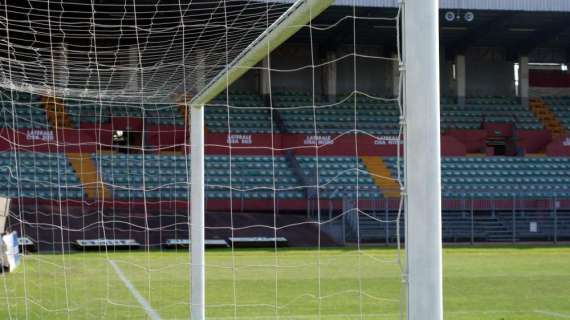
[{"xmin": 3, "ymin": 2, "xmax": 570, "ymax": 248}]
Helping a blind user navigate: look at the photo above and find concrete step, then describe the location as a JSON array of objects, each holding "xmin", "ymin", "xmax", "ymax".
[
  {"xmin": 361, "ymin": 156, "xmax": 400, "ymax": 198},
  {"xmin": 67, "ymin": 153, "xmax": 108, "ymax": 200}
]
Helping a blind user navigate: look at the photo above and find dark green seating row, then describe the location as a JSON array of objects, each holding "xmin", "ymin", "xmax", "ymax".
[
  {"xmin": 384, "ymin": 156, "xmax": 570, "ymax": 198},
  {"xmin": 0, "ymin": 152, "xmax": 84, "ymax": 199}
]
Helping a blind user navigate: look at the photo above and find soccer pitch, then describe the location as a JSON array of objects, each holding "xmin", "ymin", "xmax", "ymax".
[{"xmin": 0, "ymin": 246, "xmax": 569, "ymax": 319}]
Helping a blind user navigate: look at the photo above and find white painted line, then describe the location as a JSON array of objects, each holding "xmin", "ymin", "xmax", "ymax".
[
  {"xmin": 108, "ymin": 260, "xmax": 161, "ymax": 320},
  {"xmin": 206, "ymin": 310, "xmax": 532, "ymax": 320},
  {"xmin": 535, "ymin": 310, "xmax": 570, "ymax": 319}
]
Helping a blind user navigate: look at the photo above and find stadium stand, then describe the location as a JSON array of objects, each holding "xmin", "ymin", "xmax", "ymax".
[
  {"xmin": 94, "ymin": 153, "xmax": 304, "ymax": 200},
  {"xmin": 273, "ymin": 93, "xmax": 544, "ymax": 134},
  {"xmin": 497, "ymin": 212, "xmax": 570, "ymax": 241},
  {"xmin": 145, "ymin": 104, "xmax": 186, "ymax": 126},
  {"xmin": 297, "ymin": 156, "xmax": 382, "ymax": 199},
  {"xmin": 275, "ymin": 92, "xmax": 400, "ymax": 135},
  {"xmin": 349, "ymin": 210, "xmax": 570, "ymax": 243},
  {"xmin": 205, "ymin": 91, "xmax": 274, "ymax": 133},
  {"xmin": 343, "ymin": 212, "xmax": 508, "ymax": 243},
  {"xmin": 542, "ymin": 96, "xmax": 570, "ymax": 131},
  {"xmin": 0, "ymin": 152, "xmax": 83, "ymax": 199},
  {"xmin": 61, "ymin": 93, "xmax": 545, "ymax": 134},
  {"xmin": 1, "ymin": 88, "xmax": 569, "ymax": 244},
  {"xmin": 93, "ymin": 153, "xmax": 384, "ymax": 201},
  {"xmin": 385, "ymin": 156, "xmax": 570, "ymax": 198},
  {"xmin": 206, "ymin": 155, "xmax": 302, "ymax": 200},
  {"xmin": 65, "ymin": 100, "xmax": 113, "ymax": 126},
  {"xmin": 529, "ymin": 98, "xmax": 566, "ymax": 137},
  {"xmin": 94, "ymin": 153, "xmax": 190, "ymax": 200},
  {"xmin": 65, "ymin": 100, "xmax": 184, "ymax": 127},
  {"xmin": 442, "ymin": 96, "xmax": 543, "ymax": 130},
  {"xmin": 0, "ymin": 91, "xmax": 49, "ymax": 129},
  {"xmin": 1, "ymin": 153, "xmax": 568, "ymax": 202}
]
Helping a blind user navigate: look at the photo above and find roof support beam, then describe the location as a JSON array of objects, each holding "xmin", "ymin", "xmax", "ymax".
[
  {"xmin": 449, "ymin": 12, "xmax": 519, "ymax": 55},
  {"xmin": 517, "ymin": 21, "xmax": 570, "ymax": 55}
]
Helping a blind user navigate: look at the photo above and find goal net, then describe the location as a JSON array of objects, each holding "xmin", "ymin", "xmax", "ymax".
[{"xmin": 0, "ymin": 0, "xmax": 439, "ymax": 318}]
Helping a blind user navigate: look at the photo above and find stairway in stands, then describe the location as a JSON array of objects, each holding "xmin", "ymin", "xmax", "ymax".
[
  {"xmin": 361, "ymin": 156, "xmax": 400, "ymax": 198},
  {"xmin": 43, "ymin": 96, "xmax": 72, "ymax": 129},
  {"xmin": 67, "ymin": 153, "xmax": 108, "ymax": 200},
  {"xmin": 476, "ymin": 216, "xmax": 512, "ymax": 242},
  {"xmin": 529, "ymin": 98, "xmax": 566, "ymax": 138}
]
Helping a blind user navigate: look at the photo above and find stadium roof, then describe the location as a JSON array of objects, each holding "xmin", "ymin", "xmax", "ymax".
[
  {"xmin": 269, "ymin": 0, "xmax": 570, "ymax": 12},
  {"xmin": 1, "ymin": 0, "xmax": 570, "ymax": 103}
]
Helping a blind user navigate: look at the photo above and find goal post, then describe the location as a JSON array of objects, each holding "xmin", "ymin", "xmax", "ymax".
[
  {"xmin": 0, "ymin": 0, "xmax": 445, "ymax": 317},
  {"xmin": 190, "ymin": 104, "xmax": 206, "ymax": 320},
  {"xmin": 403, "ymin": 0, "xmax": 444, "ymax": 319},
  {"xmin": 188, "ymin": 0, "xmax": 334, "ymax": 318}
]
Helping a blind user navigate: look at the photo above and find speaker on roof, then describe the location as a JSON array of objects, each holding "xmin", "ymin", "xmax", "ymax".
[
  {"xmin": 444, "ymin": 10, "xmax": 475, "ymax": 22},
  {"xmin": 444, "ymin": 11, "xmax": 456, "ymax": 22}
]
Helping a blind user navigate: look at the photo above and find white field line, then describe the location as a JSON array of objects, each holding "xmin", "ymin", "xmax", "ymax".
[
  {"xmin": 534, "ymin": 310, "xmax": 570, "ymax": 319},
  {"xmin": 206, "ymin": 309, "xmax": 525, "ymax": 320},
  {"xmin": 108, "ymin": 260, "xmax": 161, "ymax": 320}
]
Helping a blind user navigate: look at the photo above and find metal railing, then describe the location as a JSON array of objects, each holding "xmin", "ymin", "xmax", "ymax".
[{"xmin": 308, "ymin": 194, "xmax": 570, "ymax": 245}]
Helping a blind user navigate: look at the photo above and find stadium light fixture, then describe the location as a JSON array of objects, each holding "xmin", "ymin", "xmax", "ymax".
[
  {"xmin": 441, "ymin": 26, "xmax": 467, "ymax": 31},
  {"xmin": 508, "ymin": 28, "xmax": 536, "ymax": 32}
]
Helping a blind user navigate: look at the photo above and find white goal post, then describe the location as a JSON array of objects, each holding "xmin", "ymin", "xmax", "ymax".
[
  {"xmin": 187, "ymin": 0, "xmax": 443, "ymax": 319},
  {"xmin": 403, "ymin": 0, "xmax": 444, "ymax": 319}
]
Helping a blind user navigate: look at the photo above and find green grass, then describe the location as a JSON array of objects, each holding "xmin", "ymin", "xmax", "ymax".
[{"xmin": 0, "ymin": 246, "xmax": 569, "ymax": 319}]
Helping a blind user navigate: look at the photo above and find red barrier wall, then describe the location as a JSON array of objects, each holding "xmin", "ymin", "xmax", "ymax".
[
  {"xmin": 546, "ymin": 136, "xmax": 570, "ymax": 156},
  {"xmin": 484, "ymin": 123, "xmax": 513, "ymax": 137},
  {"xmin": 0, "ymin": 128, "xmax": 555, "ymax": 157},
  {"xmin": 111, "ymin": 117, "xmax": 143, "ymax": 131},
  {"xmin": 517, "ymin": 129, "xmax": 551, "ymax": 154},
  {"xmin": 446, "ymin": 129, "xmax": 486, "ymax": 153},
  {"xmin": 288, "ymin": 133, "xmax": 402, "ymax": 156},
  {"xmin": 0, "ymin": 128, "xmax": 106, "ymax": 153},
  {"xmin": 205, "ymin": 133, "xmax": 285, "ymax": 155},
  {"xmin": 146, "ymin": 125, "xmax": 188, "ymax": 148},
  {"xmin": 203, "ymin": 133, "xmax": 462, "ymax": 156},
  {"xmin": 17, "ymin": 196, "xmax": 570, "ymax": 213},
  {"xmin": 530, "ymin": 70, "xmax": 570, "ymax": 88},
  {"xmin": 203, "ymin": 133, "xmax": 404, "ymax": 156},
  {"xmin": 441, "ymin": 135, "xmax": 466, "ymax": 156}
]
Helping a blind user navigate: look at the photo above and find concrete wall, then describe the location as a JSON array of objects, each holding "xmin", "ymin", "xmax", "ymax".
[
  {"xmin": 232, "ymin": 44, "xmax": 393, "ymax": 97},
  {"xmin": 441, "ymin": 58, "xmax": 455, "ymax": 98},
  {"xmin": 465, "ymin": 47, "xmax": 515, "ymax": 97},
  {"xmin": 336, "ymin": 45, "xmax": 392, "ymax": 96},
  {"xmin": 231, "ymin": 44, "xmax": 519, "ymax": 99},
  {"xmin": 230, "ymin": 44, "xmax": 318, "ymax": 93},
  {"xmin": 269, "ymin": 44, "xmax": 321, "ymax": 94},
  {"xmin": 230, "ymin": 67, "xmax": 258, "ymax": 92}
]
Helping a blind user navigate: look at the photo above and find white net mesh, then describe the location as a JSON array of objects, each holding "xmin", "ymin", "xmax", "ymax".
[
  {"xmin": 0, "ymin": 0, "xmax": 406, "ymax": 319},
  {"xmin": 0, "ymin": 0, "xmax": 291, "ymax": 102}
]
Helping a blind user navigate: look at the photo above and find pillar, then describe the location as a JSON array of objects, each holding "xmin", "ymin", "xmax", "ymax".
[
  {"xmin": 455, "ymin": 54, "xmax": 466, "ymax": 106},
  {"xmin": 323, "ymin": 50, "xmax": 337, "ymax": 102},
  {"xmin": 259, "ymin": 57, "xmax": 270, "ymax": 97},
  {"xmin": 519, "ymin": 56, "xmax": 529, "ymax": 107}
]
